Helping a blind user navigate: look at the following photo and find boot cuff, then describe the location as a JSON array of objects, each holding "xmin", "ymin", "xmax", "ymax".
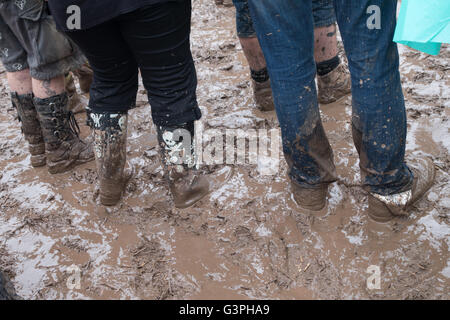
[{"xmin": 33, "ymin": 93, "xmax": 69, "ymax": 113}]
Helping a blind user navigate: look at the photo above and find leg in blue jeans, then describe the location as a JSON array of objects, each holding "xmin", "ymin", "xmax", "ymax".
[
  {"xmin": 247, "ymin": 0, "xmax": 413, "ymax": 195},
  {"xmin": 247, "ymin": 0, "xmax": 336, "ymax": 188},
  {"xmin": 335, "ymin": 0, "xmax": 412, "ymax": 195}
]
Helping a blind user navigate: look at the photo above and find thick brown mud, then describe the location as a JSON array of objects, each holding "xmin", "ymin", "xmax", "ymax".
[{"xmin": 0, "ymin": 1, "xmax": 449, "ymax": 299}]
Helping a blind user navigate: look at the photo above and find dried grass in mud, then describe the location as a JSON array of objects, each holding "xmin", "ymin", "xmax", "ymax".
[{"xmin": 0, "ymin": 0, "xmax": 449, "ymax": 299}]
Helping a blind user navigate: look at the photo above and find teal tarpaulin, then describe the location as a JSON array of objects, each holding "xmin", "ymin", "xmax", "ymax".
[{"xmin": 394, "ymin": 0, "xmax": 450, "ymax": 55}]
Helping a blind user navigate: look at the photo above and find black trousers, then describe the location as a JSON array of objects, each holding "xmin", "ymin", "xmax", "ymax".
[{"xmin": 64, "ymin": 1, "xmax": 201, "ymax": 126}]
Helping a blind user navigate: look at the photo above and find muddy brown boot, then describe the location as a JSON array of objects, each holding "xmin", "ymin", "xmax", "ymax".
[
  {"xmin": 11, "ymin": 93, "xmax": 46, "ymax": 168},
  {"xmin": 253, "ymin": 79, "xmax": 275, "ymax": 112},
  {"xmin": 89, "ymin": 111, "xmax": 132, "ymax": 206},
  {"xmin": 157, "ymin": 122, "xmax": 210, "ymax": 209},
  {"xmin": 291, "ymin": 181, "xmax": 329, "ymax": 211},
  {"xmin": 368, "ymin": 156, "xmax": 436, "ymax": 222},
  {"xmin": 65, "ymin": 73, "xmax": 88, "ymax": 114},
  {"xmin": 34, "ymin": 93, "xmax": 94, "ymax": 174},
  {"xmin": 67, "ymin": 92, "xmax": 89, "ymax": 115},
  {"xmin": 65, "ymin": 73, "xmax": 77, "ymax": 97},
  {"xmin": 73, "ymin": 63, "xmax": 94, "ymax": 94},
  {"xmin": 317, "ymin": 63, "xmax": 352, "ymax": 104}
]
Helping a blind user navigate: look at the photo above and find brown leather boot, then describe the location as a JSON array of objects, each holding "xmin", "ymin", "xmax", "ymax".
[
  {"xmin": 253, "ymin": 79, "xmax": 275, "ymax": 112},
  {"xmin": 317, "ymin": 63, "xmax": 352, "ymax": 104},
  {"xmin": 89, "ymin": 111, "xmax": 133, "ymax": 206},
  {"xmin": 34, "ymin": 93, "xmax": 94, "ymax": 174},
  {"xmin": 291, "ymin": 180, "xmax": 329, "ymax": 211},
  {"xmin": 157, "ymin": 122, "xmax": 210, "ymax": 209},
  {"xmin": 11, "ymin": 93, "xmax": 46, "ymax": 168},
  {"xmin": 368, "ymin": 156, "xmax": 436, "ymax": 222}
]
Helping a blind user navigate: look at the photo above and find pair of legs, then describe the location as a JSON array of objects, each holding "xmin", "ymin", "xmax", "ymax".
[
  {"xmin": 235, "ymin": 0, "xmax": 338, "ymax": 70},
  {"xmin": 246, "ymin": 0, "xmax": 435, "ymax": 221},
  {"xmin": 233, "ymin": 0, "xmax": 350, "ymax": 110},
  {"xmin": 0, "ymin": 0, "xmax": 93, "ymax": 172},
  {"xmin": 62, "ymin": 1, "xmax": 209, "ymax": 207}
]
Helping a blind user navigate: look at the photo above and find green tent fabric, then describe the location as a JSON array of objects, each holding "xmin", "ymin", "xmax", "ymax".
[{"xmin": 394, "ymin": 0, "xmax": 450, "ymax": 55}]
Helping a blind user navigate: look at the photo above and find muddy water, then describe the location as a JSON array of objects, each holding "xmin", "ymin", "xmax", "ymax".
[{"xmin": 0, "ymin": 0, "xmax": 449, "ymax": 300}]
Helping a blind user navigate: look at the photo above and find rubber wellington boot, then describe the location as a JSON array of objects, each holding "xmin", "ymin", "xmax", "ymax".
[
  {"xmin": 317, "ymin": 63, "xmax": 352, "ymax": 104},
  {"xmin": 368, "ymin": 156, "xmax": 436, "ymax": 222},
  {"xmin": 11, "ymin": 93, "xmax": 46, "ymax": 167},
  {"xmin": 253, "ymin": 79, "xmax": 275, "ymax": 112},
  {"xmin": 34, "ymin": 93, "xmax": 94, "ymax": 174},
  {"xmin": 89, "ymin": 111, "xmax": 133, "ymax": 206},
  {"xmin": 157, "ymin": 122, "xmax": 210, "ymax": 209}
]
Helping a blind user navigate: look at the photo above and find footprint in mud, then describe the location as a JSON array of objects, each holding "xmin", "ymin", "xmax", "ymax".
[
  {"xmin": 267, "ymin": 236, "xmax": 291, "ymax": 289},
  {"xmin": 233, "ymin": 226, "xmax": 254, "ymax": 247},
  {"xmin": 131, "ymin": 238, "xmax": 196, "ymax": 300}
]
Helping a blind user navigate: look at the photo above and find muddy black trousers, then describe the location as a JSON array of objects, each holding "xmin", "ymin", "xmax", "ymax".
[{"xmin": 61, "ymin": 1, "xmax": 202, "ymax": 126}]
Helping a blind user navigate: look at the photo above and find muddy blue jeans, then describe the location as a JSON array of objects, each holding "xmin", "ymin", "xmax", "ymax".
[
  {"xmin": 247, "ymin": 0, "xmax": 413, "ymax": 195},
  {"xmin": 233, "ymin": 0, "xmax": 336, "ymax": 38}
]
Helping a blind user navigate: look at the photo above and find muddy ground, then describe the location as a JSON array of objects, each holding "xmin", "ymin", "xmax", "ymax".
[{"xmin": 0, "ymin": 0, "xmax": 449, "ymax": 300}]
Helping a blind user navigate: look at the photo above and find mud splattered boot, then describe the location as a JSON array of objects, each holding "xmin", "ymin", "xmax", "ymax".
[
  {"xmin": 317, "ymin": 63, "xmax": 352, "ymax": 104},
  {"xmin": 73, "ymin": 62, "xmax": 94, "ymax": 94},
  {"xmin": 89, "ymin": 111, "xmax": 132, "ymax": 206},
  {"xmin": 368, "ymin": 156, "xmax": 436, "ymax": 222},
  {"xmin": 291, "ymin": 181, "xmax": 329, "ymax": 211},
  {"xmin": 157, "ymin": 122, "xmax": 210, "ymax": 209},
  {"xmin": 253, "ymin": 79, "xmax": 275, "ymax": 112},
  {"xmin": 65, "ymin": 73, "xmax": 88, "ymax": 114},
  {"xmin": 11, "ymin": 93, "xmax": 46, "ymax": 168},
  {"xmin": 34, "ymin": 93, "xmax": 94, "ymax": 174}
]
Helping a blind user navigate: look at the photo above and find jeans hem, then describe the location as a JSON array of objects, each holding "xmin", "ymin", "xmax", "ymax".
[
  {"xmin": 313, "ymin": 17, "xmax": 336, "ymax": 28},
  {"xmin": 237, "ymin": 31, "xmax": 257, "ymax": 38}
]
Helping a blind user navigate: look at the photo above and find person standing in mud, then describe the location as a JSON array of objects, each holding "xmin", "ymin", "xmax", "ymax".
[
  {"xmin": 230, "ymin": 0, "xmax": 351, "ymax": 111},
  {"xmin": 246, "ymin": 0, "xmax": 436, "ymax": 222},
  {"xmin": 47, "ymin": 0, "xmax": 211, "ymax": 208},
  {"xmin": 0, "ymin": 0, "xmax": 94, "ymax": 173}
]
